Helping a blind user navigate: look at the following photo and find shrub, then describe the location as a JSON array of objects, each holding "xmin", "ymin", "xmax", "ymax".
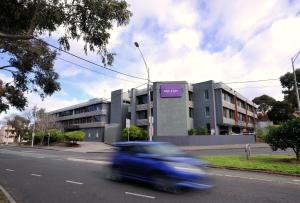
[
  {"xmin": 48, "ymin": 129, "xmax": 64, "ymax": 143},
  {"xmin": 265, "ymin": 118, "xmax": 300, "ymax": 160},
  {"xmin": 188, "ymin": 128, "xmax": 196, "ymax": 135},
  {"xmin": 122, "ymin": 125, "xmax": 148, "ymax": 141},
  {"xmin": 64, "ymin": 131, "xmax": 85, "ymax": 143},
  {"xmin": 198, "ymin": 127, "xmax": 208, "ymax": 135}
]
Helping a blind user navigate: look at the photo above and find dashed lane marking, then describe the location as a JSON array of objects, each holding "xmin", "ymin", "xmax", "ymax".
[
  {"xmin": 31, "ymin": 173, "xmax": 42, "ymax": 177},
  {"xmin": 65, "ymin": 180, "xmax": 83, "ymax": 185},
  {"xmin": 67, "ymin": 158, "xmax": 109, "ymax": 165},
  {"xmin": 125, "ymin": 192, "xmax": 156, "ymax": 199},
  {"xmin": 5, "ymin": 169, "xmax": 14, "ymax": 172}
]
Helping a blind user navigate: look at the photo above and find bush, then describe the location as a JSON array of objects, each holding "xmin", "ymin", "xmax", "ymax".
[
  {"xmin": 198, "ymin": 127, "xmax": 208, "ymax": 135},
  {"xmin": 188, "ymin": 128, "xmax": 196, "ymax": 135},
  {"xmin": 265, "ymin": 118, "xmax": 300, "ymax": 160},
  {"xmin": 122, "ymin": 125, "xmax": 148, "ymax": 141},
  {"xmin": 64, "ymin": 131, "xmax": 85, "ymax": 143},
  {"xmin": 48, "ymin": 129, "xmax": 64, "ymax": 143}
]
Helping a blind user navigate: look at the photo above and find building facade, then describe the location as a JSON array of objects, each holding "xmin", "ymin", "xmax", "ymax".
[
  {"xmin": 128, "ymin": 81, "xmax": 257, "ymax": 136},
  {"xmin": 0, "ymin": 125, "xmax": 15, "ymax": 144},
  {"xmin": 48, "ymin": 98, "xmax": 110, "ymax": 141},
  {"xmin": 48, "ymin": 80, "xmax": 257, "ymax": 142}
]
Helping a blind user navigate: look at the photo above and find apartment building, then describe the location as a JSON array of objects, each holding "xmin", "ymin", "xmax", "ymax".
[
  {"xmin": 48, "ymin": 98, "xmax": 110, "ymax": 141},
  {"xmin": 128, "ymin": 80, "xmax": 257, "ymax": 136},
  {"xmin": 48, "ymin": 80, "xmax": 257, "ymax": 142}
]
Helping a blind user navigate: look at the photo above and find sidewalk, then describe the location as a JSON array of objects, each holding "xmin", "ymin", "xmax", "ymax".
[
  {"xmin": 179, "ymin": 143, "xmax": 269, "ymax": 151},
  {"xmin": 1, "ymin": 142, "xmax": 269, "ymax": 153}
]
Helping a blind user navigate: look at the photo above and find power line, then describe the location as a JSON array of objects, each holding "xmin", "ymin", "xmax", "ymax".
[
  {"xmin": 35, "ymin": 37, "xmax": 148, "ymax": 81},
  {"xmin": 224, "ymin": 78, "xmax": 280, "ymax": 84},
  {"xmin": 233, "ymin": 85, "xmax": 281, "ymax": 89},
  {"xmin": 57, "ymin": 57, "xmax": 143, "ymax": 84}
]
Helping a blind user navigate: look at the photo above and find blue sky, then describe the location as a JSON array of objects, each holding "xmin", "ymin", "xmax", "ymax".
[{"xmin": 1, "ymin": 0, "xmax": 300, "ymax": 120}]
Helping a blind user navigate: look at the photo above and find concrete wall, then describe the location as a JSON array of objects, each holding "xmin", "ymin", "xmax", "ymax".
[
  {"xmin": 153, "ymin": 135, "xmax": 255, "ymax": 146},
  {"xmin": 110, "ymin": 89, "xmax": 129, "ymax": 129},
  {"xmin": 153, "ymin": 82, "xmax": 190, "ymax": 136},
  {"xmin": 193, "ymin": 81, "xmax": 217, "ymax": 134},
  {"xmin": 104, "ymin": 124, "xmax": 122, "ymax": 145},
  {"xmin": 81, "ymin": 128, "xmax": 104, "ymax": 142}
]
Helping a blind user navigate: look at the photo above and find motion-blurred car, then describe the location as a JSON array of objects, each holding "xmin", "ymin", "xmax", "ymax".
[{"xmin": 107, "ymin": 141, "xmax": 213, "ymax": 192}]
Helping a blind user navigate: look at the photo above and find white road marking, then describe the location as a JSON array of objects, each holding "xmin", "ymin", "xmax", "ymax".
[
  {"xmin": 293, "ymin": 179, "xmax": 300, "ymax": 182},
  {"xmin": 67, "ymin": 158, "xmax": 109, "ymax": 165},
  {"xmin": 23, "ymin": 151, "xmax": 34, "ymax": 153},
  {"xmin": 31, "ymin": 173, "xmax": 42, "ymax": 177},
  {"xmin": 5, "ymin": 169, "xmax": 14, "ymax": 172},
  {"xmin": 37, "ymin": 156, "xmax": 45, "ymax": 159},
  {"xmin": 125, "ymin": 192, "xmax": 156, "ymax": 199},
  {"xmin": 53, "ymin": 158, "xmax": 63, "ymax": 161},
  {"xmin": 287, "ymin": 182, "xmax": 300, "ymax": 185},
  {"xmin": 65, "ymin": 180, "xmax": 83, "ymax": 185}
]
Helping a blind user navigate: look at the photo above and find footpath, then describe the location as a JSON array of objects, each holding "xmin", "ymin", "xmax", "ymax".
[{"xmin": 1, "ymin": 142, "xmax": 269, "ymax": 153}]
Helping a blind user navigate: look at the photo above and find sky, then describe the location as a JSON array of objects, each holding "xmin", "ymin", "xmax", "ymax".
[{"xmin": 1, "ymin": 0, "xmax": 300, "ymax": 121}]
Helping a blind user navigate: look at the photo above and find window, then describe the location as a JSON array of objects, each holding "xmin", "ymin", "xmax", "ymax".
[
  {"xmin": 204, "ymin": 90, "xmax": 209, "ymax": 100},
  {"xmin": 188, "ymin": 91, "xmax": 193, "ymax": 101},
  {"xmin": 137, "ymin": 110, "xmax": 147, "ymax": 119},
  {"xmin": 189, "ymin": 108, "xmax": 194, "ymax": 118},
  {"xmin": 137, "ymin": 95, "xmax": 148, "ymax": 104},
  {"xmin": 223, "ymin": 91, "xmax": 234, "ymax": 103},
  {"xmin": 223, "ymin": 107, "xmax": 234, "ymax": 119},
  {"xmin": 205, "ymin": 106, "xmax": 210, "ymax": 117}
]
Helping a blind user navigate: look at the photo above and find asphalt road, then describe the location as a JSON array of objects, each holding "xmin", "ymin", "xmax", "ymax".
[{"xmin": 0, "ymin": 147, "xmax": 299, "ymax": 203}]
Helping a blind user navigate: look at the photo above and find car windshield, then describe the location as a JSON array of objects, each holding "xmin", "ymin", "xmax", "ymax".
[{"xmin": 144, "ymin": 143, "xmax": 185, "ymax": 157}]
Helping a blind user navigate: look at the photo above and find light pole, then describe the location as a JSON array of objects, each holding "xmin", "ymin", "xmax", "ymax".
[
  {"xmin": 31, "ymin": 106, "xmax": 37, "ymax": 147},
  {"xmin": 134, "ymin": 42, "xmax": 153, "ymax": 141},
  {"xmin": 291, "ymin": 51, "xmax": 300, "ymax": 112}
]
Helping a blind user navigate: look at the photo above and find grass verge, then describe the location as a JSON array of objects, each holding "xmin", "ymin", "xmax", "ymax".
[
  {"xmin": 201, "ymin": 154, "xmax": 300, "ymax": 175},
  {"xmin": 0, "ymin": 189, "xmax": 9, "ymax": 203}
]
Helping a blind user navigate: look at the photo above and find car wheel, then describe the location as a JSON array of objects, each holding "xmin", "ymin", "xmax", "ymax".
[
  {"xmin": 153, "ymin": 174, "xmax": 179, "ymax": 193},
  {"xmin": 107, "ymin": 167, "xmax": 122, "ymax": 182}
]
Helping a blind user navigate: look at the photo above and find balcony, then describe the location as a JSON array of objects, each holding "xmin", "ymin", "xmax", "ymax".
[{"xmin": 136, "ymin": 119, "xmax": 148, "ymax": 126}]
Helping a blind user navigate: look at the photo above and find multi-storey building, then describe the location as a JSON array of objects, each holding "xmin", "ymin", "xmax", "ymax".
[
  {"xmin": 49, "ymin": 80, "xmax": 257, "ymax": 142},
  {"xmin": 48, "ymin": 98, "xmax": 110, "ymax": 141},
  {"xmin": 128, "ymin": 80, "xmax": 257, "ymax": 136}
]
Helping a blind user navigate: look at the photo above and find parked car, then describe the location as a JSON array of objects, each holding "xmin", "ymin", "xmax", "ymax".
[{"xmin": 107, "ymin": 141, "xmax": 213, "ymax": 193}]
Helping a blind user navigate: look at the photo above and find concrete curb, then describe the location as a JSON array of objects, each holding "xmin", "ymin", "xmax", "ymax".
[
  {"xmin": 208, "ymin": 165, "xmax": 300, "ymax": 177},
  {"xmin": 0, "ymin": 185, "xmax": 16, "ymax": 203}
]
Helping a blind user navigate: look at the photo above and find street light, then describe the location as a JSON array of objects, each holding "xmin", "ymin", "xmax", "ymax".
[
  {"xmin": 291, "ymin": 51, "xmax": 300, "ymax": 112},
  {"xmin": 134, "ymin": 42, "xmax": 153, "ymax": 141}
]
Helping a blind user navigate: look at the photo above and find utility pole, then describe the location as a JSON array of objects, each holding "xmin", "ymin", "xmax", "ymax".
[
  {"xmin": 291, "ymin": 51, "xmax": 300, "ymax": 112},
  {"xmin": 31, "ymin": 106, "xmax": 37, "ymax": 147},
  {"xmin": 134, "ymin": 42, "xmax": 153, "ymax": 141}
]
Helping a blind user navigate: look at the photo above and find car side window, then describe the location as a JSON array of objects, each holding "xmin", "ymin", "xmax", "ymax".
[{"xmin": 120, "ymin": 145, "xmax": 145, "ymax": 155}]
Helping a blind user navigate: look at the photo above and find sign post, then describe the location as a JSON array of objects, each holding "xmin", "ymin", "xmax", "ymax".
[{"xmin": 126, "ymin": 119, "xmax": 130, "ymax": 141}]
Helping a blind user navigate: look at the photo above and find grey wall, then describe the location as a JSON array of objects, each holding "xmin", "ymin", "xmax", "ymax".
[
  {"xmin": 153, "ymin": 135, "xmax": 255, "ymax": 146},
  {"xmin": 193, "ymin": 81, "xmax": 216, "ymax": 133},
  {"xmin": 104, "ymin": 124, "xmax": 122, "ymax": 145},
  {"xmin": 110, "ymin": 89, "xmax": 129, "ymax": 129},
  {"xmin": 153, "ymin": 82, "xmax": 190, "ymax": 136},
  {"xmin": 81, "ymin": 128, "xmax": 104, "ymax": 142}
]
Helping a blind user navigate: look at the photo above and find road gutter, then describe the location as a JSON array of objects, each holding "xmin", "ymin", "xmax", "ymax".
[{"xmin": 0, "ymin": 185, "xmax": 17, "ymax": 203}]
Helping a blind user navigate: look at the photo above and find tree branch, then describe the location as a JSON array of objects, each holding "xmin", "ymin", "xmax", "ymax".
[
  {"xmin": 27, "ymin": 0, "xmax": 41, "ymax": 36},
  {"xmin": 0, "ymin": 65, "xmax": 14, "ymax": 70},
  {"xmin": 0, "ymin": 32, "xmax": 33, "ymax": 40}
]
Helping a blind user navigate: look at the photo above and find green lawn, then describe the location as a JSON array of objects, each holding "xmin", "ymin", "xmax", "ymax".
[{"xmin": 201, "ymin": 154, "xmax": 300, "ymax": 175}]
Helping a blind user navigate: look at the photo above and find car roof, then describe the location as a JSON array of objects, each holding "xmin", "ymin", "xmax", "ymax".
[{"xmin": 113, "ymin": 141, "xmax": 168, "ymax": 147}]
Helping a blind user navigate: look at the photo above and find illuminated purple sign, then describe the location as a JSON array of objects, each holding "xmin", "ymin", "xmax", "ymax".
[{"xmin": 160, "ymin": 84, "xmax": 182, "ymax": 98}]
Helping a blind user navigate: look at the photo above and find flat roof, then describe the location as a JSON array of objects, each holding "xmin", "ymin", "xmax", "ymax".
[{"xmin": 48, "ymin": 98, "xmax": 110, "ymax": 114}]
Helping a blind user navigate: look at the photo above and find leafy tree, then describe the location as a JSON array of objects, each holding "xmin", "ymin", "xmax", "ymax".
[
  {"xmin": 265, "ymin": 119, "xmax": 300, "ymax": 160},
  {"xmin": 252, "ymin": 95, "xmax": 276, "ymax": 114},
  {"xmin": 64, "ymin": 130, "xmax": 85, "ymax": 143},
  {"xmin": 280, "ymin": 69, "xmax": 300, "ymax": 109},
  {"xmin": 188, "ymin": 128, "xmax": 196, "ymax": 135},
  {"xmin": 0, "ymin": 0, "xmax": 132, "ymax": 112},
  {"xmin": 267, "ymin": 101, "xmax": 294, "ymax": 124},
  {"xmin": 122, "ymin": 125, "xmax": 147, "ymax": 140},
  {"xmin": 6, "ymin": 115, "xmax": 30, "ymax": 142}
]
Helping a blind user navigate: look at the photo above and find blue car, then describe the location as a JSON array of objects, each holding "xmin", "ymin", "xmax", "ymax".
[{"xmin": 107, "ymin": 141, "xmax": 213, "ymax": 192}]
